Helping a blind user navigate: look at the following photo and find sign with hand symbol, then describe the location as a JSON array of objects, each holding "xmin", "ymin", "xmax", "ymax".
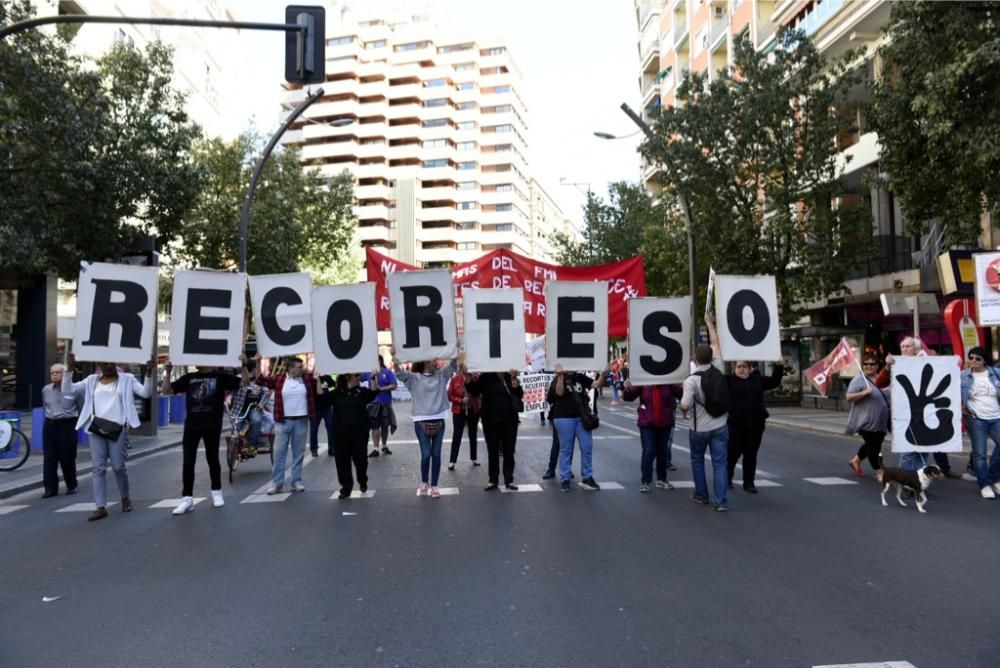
[{"xmin": 891, "ymin": 357, "xmax": 962, "ymax": 453}]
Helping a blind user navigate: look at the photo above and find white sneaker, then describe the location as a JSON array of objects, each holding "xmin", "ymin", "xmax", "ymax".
[
  {"xmin": 992, "ymin": 483, "xmax": 1000, "ymax": 496},
  {"xmin": 417, "ymin": 483, "xmax": 429, "ymax": 496},
  {"xmin": 291, "ymin": 482, "xmax": 306, "ymax": 493},
  {"xmin": 211, "ymin": 490, "xmax": 224, "ymax": 508},
  {"xmin": 172, "ymin": 496, "xmax": 194, "ymax": 515},
  {"xmin": 981, "ymin": 486, "xmax": 996, "ymax": 499}
]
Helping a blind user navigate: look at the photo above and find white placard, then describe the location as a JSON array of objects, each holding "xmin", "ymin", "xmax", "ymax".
[
  {"xmin": 73, "ymin": 262, "xmax": 159, "ymax": 363},
  {"xmin": 714, "ymin": 275, "xmax": 782, "ymax": 361},
  {"xmin": 168, "ymin": 270, "xmax": 246, "ymax": 367},
  {"xmin": 248, "ymin": 273, "xmax": 314, "ymax": 358},
  {"xmin": 544, "ymin": 280, "xmax": 608, "ymax": 372},
  {"xmin": 526, "ymin": 335, "xmax": 546, "ymax": 372},
  {"xmin": 973, "ymin": 251, "xmax": 1000, "ymax": 326},
  {"xmin": 388, "ymin": 269, "xmax": 458, "ymax": 362},
  {"xmin": 519, "ymin": 372, "xmax": 554, "ymax": 413},
  {"xmin": 311, "ymin": 283, "xmax": 379, "ymax": 375},
  {"xmin": 627, "ymin": 297, "xmax": 691, "ymax": 384},
  {"xmin": 463, "ymin": 288, "xmax": 525, "ymax": 372},
  {"xmin": 890, "ymin": 357, "xmax": 962, "ymax": 453}
]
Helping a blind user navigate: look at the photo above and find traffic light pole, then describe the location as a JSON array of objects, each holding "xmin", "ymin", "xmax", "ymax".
[{"xmin": 0, "ymin": 14, "xmax": 302, "ymax": 40}]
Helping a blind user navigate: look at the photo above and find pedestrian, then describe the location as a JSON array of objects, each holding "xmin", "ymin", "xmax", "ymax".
[
  {"xmin": 330, "ymin": 372, "xmax": 379, "ymax": 499},
  {"xmin": 368, "ymin": 356, "xmax": 397, "ymax": 458},
  {"xmin": 466, "ymin": 370, "xmax": 523, "ymax": 491},
  {"xmin": 255, "ymin": 356, "xmax": 317, "ymax": 494},
  {"xmin": 959, "ymin": 346, "xmax": 1000, "ymax": 499},
  {"xmin": 621, "ymin": 378, "xmax": 683, "ymax": 493},
  {"xmin": 310, "ymin": 371, "xmax": 336, "ymax": 457},
  {"xmin": 548, "ymin": 363, "xmax": 606, "ymax": 492},
  {"xmin": 845, "ymin": 356, "xmax": 890, "ymax": 476},
  {"xmin": 41, "ymin": 363, "xmax": 83, "ymax": 498},
  {"xmin": 161, "ymin": 361, "xmax": 246, "ymax": 515},
  {"xmin": 447, "ymin": 361, "xmax": 480, "ymax": 470},
  {"xmin": 64, "ymin": 356, "xmax": 154, "ymax": 521},
  {"xmin": 680, "ymin": 320, "xmax": 730, "ymax": 511},
  {"xmin": 231, "ymin": 375, "xmax": 270, "ymax": 449},
  {"xmin": 392, "ymin": 352, "xmax": 456, "ymax": 498}
]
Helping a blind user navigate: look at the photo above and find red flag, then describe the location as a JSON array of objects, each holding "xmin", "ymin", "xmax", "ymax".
[{"xmin": 804, "ymin": 338, "xmax": 857, "ymax": 396}]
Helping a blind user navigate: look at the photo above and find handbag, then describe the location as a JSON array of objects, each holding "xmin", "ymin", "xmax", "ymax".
[
  {"xmin": 418, "ymin": 419, "xmax": 444, "ymax": 437},
  {"xmin": 572, "ymin": 389, "xmax": 600, "ymax": 431},
  {"xmin": 88, "ymin": 379, "xmax": 124, "ymax": 441},
  {"xmin": 366, "ymin": 402, "xmax": 384, "ymax": 420}
]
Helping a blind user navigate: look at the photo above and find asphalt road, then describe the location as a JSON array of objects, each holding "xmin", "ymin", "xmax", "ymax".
[{"xmin": 1, "ymin": 400, "xmax": 995, "ymax": 668}]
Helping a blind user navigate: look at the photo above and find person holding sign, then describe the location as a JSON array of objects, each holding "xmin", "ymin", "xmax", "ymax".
[
  {"xmin": 161, "ymin": 361, "xmax": 247, "ymax": 515},
  {"xmin": 447, "ymin": 362, "xmax": 480, "ymax": 470},
  {"xmin": 548, "ymin": 364, "xmax": 605, "ymax": 492},
  {"xmin": 466, "ymin": 371, "xmax": 524, "ymax": 491},
  {"xmin": 368, "ymin": 356, "xmax": 397, "ymax": 458},
  {"xmin": 959, "ymin": 347, "xmax": 1000, "ymax": 499},
  {"xmin": 621, "ymin": 379, "xmax": 683, "ymax": 493},
  {"xmin": 392, "ymin": 351, "xmax": 457, "ymax": 498},
  {"xmin": 330, "ymin": 373, "xmax": 380, "ymax": 498},
  {"xmin": 64, "ymin": 356, "xmax": 154, "ymax": 522},
  {"xmin": 254, "ymin": 357, "xmax": 318, "ymax": 495},
  {"xmin": 845, "ymin": 356, "xmax": 890, "ymax": 476},
  {"xmin": 679, "ymin": 338, "xmax": 730, "ymax": 512}
]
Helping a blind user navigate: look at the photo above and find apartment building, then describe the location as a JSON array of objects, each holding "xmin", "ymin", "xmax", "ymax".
[{"xmin": 281, "ymin": 11, "xmax": 563, "ymax": 267}]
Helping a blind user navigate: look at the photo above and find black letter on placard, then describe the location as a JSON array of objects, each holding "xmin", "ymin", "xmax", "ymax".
[
  {"xmin": 261, "ymin": 287, "xmax": 306, "ymax": 346},
  {"xmin": 726, "ymin": 289, "xmax": 770, "ymax": 347},
  {"xmin": 639, "ymin": 311, "xmax": 683, "ymax": 376},
  {"xmin": 82, "ymin": 279, "xmax": 149, "ymax": 348},
  {"xmin": 556, "ymin": 296, "xmax": 595, "ymax": 358},
  {"xmin": 399, "ymin": 285, "xmax": 446, "ymax": 348},
  {"xmin": 476, "ymin": 303, "xmax": 514, "ymax": 358},
  {"xmin": 326, "ymin": 299, "xmax": 363, "ymax": 359},
  {"xmin": 183, "ymin": 288, "xmax": 231, "ymax": 355}
]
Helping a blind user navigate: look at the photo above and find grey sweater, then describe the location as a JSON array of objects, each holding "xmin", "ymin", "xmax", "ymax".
[{"xmin": 395, "ymin": 361, "xmax": 457, "ymax": 421}]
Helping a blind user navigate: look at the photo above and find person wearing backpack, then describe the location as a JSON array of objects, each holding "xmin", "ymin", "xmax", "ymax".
[{"xmin": 680, "ymin": 324, "xmax": 731, "ymax": 511}]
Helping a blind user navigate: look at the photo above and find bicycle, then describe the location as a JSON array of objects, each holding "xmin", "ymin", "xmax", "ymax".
[{"xmin": 0, "ymin": 416, "xmax": 30, "ymax": 472}]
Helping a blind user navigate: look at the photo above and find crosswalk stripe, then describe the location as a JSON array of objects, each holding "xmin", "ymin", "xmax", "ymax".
[
  {"xmin": 331, "ymin": 490, "xmax": 375, "ymax": 500},
  {"xmin": 500, "ymin": 483, "xmax": 543, "ymax": 493},
  {"xmin": 733, "ymin": 479, "xmax": 782, "ymax": 488},
  {"xmin": 240, "ymin": 493, "xmax": 292, "ymax": 503},
  {"xmin": 55, "ymin": 502, "xmax": 101, "ymax": 512},
  {"xmin": 804, "ymin": 477, "xmax": 859, "ymax": 486},
  {"xmin": 813, "ymin": 662, "xmax": 917, "ymax": 668},
  {"xmin": 414, "ymin": 487, "xmax": 460, "ymax": 496},
  {"xmin": 0, "ymin": 505, "xmax": 28, "ymax": 515},
  {"xmin": 149, "ymin": 497, "xmax": 206, "ymax": 509}
]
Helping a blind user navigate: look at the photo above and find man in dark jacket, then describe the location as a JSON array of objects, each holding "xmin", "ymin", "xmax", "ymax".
[{"xmin": 725, "ymin": 362, "xmax": 783, "ymax": 493}]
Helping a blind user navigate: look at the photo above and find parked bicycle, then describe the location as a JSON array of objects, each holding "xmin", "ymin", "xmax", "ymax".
[{"xmin": 0, "ymin": 416, "xmax": 30, "ymax": 471}]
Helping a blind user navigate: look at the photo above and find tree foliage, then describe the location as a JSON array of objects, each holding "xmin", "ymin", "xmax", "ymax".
[
  {"xmin": 167, "ymin": 133, "xmax": 356, "ymax": 276},
  {"xmin": 549, "ymin": 181, "xmax": 687, "ymax": 297},
  {"xmin": 0, "ymin": 0, "xmax": 202, "ymax": 278},
  {"xmin": 869, "ymin": 0, "xmax": 1000, "ymax": 245},
  {"xmin": 642, "ymin": 29, "xmax": 870, "ymax": 322}
]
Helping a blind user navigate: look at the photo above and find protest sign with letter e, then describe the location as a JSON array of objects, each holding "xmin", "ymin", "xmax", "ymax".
[
  {"xmin": 73, "ymin": 261, "xmax": 159, "ymax": 363},
  {"xmin": 544, "ymin": 280, "xmax": 608, "ymax": 372},
  {"xmin": 713, "ymin": 275, "xmax": 782, "ymax": 361},
  {"xmin": 169, "ymin": 270, "xmax": 247, "ymax": 367}
]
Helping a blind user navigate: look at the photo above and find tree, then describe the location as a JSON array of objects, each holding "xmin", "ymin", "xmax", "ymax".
[
  {"xmin": 869, "ymin": 0, "xmax": 1000, "ymax": 245},
  {"xmin": 642, "ymin": 29, "xmax": 871, "ymax": 322},
  {"xmin": 168, "ymin": 133, "xmax": 356, "ymax": 276},
  {"xmin": 0, "ymin": 0, "xmax": 202, "ymax": 278},
  {"xmin": 549, "ymin": 181, "xmax": 687, "ymax": 297}
]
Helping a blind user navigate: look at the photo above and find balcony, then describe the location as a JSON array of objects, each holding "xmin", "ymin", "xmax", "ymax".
[
  {"xmin": 640, "ymin": 38, "xmax": 660, "ymax": 72},
  {"xmin": 845, "ymin": 235, "xmax": 915, "ymax": 280}
]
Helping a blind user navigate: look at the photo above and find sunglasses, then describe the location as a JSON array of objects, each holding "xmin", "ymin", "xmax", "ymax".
[{"xmin": 969, "ymin": 355, "xmax": 984, "ymax": 362}]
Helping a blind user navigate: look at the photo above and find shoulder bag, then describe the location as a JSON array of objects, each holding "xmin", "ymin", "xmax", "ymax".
[{"xmin": 88, "ymin": 380, "xmax": 124, "ymax": 441}]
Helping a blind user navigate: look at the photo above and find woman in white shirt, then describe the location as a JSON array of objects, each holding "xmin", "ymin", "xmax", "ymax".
[
  {"xmin": 65, "ymin": 358, "xmax": 154, "ymax": 521},
  {"xmin": 960, "ymin": 346, "xmax": 1000, "ymax": 499}
]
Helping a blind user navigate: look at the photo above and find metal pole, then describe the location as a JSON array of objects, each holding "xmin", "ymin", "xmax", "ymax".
[
  {"xmin": 238, "ymin": 87, "xmax": 324, "ymax": 273},
  {"xmin": 619, "ymin": 103, "xmax": 697, "ymax": 348},
  {"xmin": 0, "ymin": 14, "xmax": 304, "ymax": 40}
]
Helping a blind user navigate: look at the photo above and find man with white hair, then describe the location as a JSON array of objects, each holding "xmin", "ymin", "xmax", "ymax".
[{"xmin": 41, "ymin": 363, "xmax": 84, "ymax": 498}]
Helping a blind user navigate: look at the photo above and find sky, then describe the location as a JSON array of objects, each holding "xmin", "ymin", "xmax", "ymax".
[{"xmin": 230, "ymin": 0, "xmax": 644, "ymax": 228}]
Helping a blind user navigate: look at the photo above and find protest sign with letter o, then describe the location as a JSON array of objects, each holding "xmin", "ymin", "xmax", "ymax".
[
  {"xmin": 713, "ymin": 275, "xmax": 781, "ymax": 361},
  {"xmin": 388, "ymin": 269, "xmax": 459, "ymax": 362},
  {"xmin": 627, "ymin": 297, "xmax": 690, "ymax": 384},
  {"xmin": 544, "ymin": 280, "xmax": 608, "ymax": 371},
  {"xmin": 463, "ymin": 288, "xmax": 525, "ymax": 372},
  {"xmin": 311, "ymin": 283, "xmax": 379, "ymax": 375},
  {"xmin": 73, "ymin": 262, "xmax": 159, "ymax": 363},
  {"xmin": 169, "ymin": 270, "xmax": 247, "ymax": 367},
  {"xmin": 248, "ymin": 273, "xmax": 314, "ymax": 358}
]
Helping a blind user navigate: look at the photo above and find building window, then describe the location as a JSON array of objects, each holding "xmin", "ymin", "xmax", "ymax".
[
  {"xmin": 457, "ymin": 181, "xmax": 476, "ymax": 190},
  {"xmin": 438, "ymin": 43, "xmax": 473, "ymax": 54},
  {"xmin": 457, "ymin": 141, "xmax": 476, "ymax": 150},
  {"xmin": 328, "ymin": 36, "xmax": 354, "ymax": 46},
  {"xmin": 495, "ymin": 124, "xmax": 513, "ymax": 133},
  {"xmin": 496, "ymin": 204, "xmax": 512, "ymax": 212},
  {"xmin": 456, "ymin": 82, "xmax": 475, "ymax": 91},
  {"xmin": 458, "ymin": 201, "xmax": 477, "ymax": 210},
  {"xmin": 423, "ymin": 98, "xmax": 449, "ymax": 107},
  {"xmin": 497, "ymin": 184, "xmax": 513, "ymax": 192},
  {"xmin": 423, "ymin": 78, "xmax": 447, "ymax": 87},
  {"xmin": 495, "ymin": 224, "xmax": 513, "ymax": 232},
  {"xmin": 456, "ymin": 222, "xmax": 477, "ymax": 230},
  {"xmin": 422, "ymin": 118, "xmax": 448, "ymax": 128},
  {"xmin": 492, "ymin": 85, "xmax": 511, "ymax": 94},
  {"xmin": 422, "ymin": 139, "xmax": 449, "ymax": 148},
  {"xmin": 455, "ymin": 101, "xmax": 476, "ymax": 110},
  {"xmin": 395, "ymin": 42, "xmax": 426, "ymax": 52},
  {"xmin": 457, "ymin": 121, "xmax": 476, "ymax": 130},
  {"xmin": 364, "ymin": 39, "xmax": 386, "ymax": 49},
  {"xmin": 485, "ymin": 47, "xmax": 504, "ymax": 56},
  {"xmin": 454, "ymin": 62, "xmax": 475, "ymax": 71},
  {"xmin": 457, "ymin": 161, "xmax": 477, "ymax": 170},
  {"xmin": 457, "ymin": 242, "xmax": 478, "ymax": 250},
  {"xmin": 422, "ymin": 159, "xmax": 448, "ymax": 168}
]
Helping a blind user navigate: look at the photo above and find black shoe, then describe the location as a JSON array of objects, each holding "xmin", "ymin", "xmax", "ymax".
[
  {"xmin": 542, "ymin": 468, "xmax": 555, "ymax": 480},
  {"xmin": 484, "ymin": 483, "xmax": 499, "ymax": 491},
  {"xmin": 360, "ymin": 484, "xmax": 368, "ymax": 494},
  {"xmin": 505, "ymin": 484, "xmax": 519, "ymax": 491},
  {"xmin": 743, "ymin": 484, "xmax": 758, "ymax": 494},
  {"xmin": 560, "ymin": 481, "xmax": 571, "ymax": 492},
  {"xmin": 42, "ymin": 490, "xmax": 57, "ymax": 499},
  {"xmin": 666, "ymin": 464, "xmax": 677, "ymax": 471},
  {"xmin": 368, "ymin": 450, "xmax": 380, "ymax": 458},
  {"xmin": 448, "ymin": 463, "xmax": 456, "ymax": 471},
  {"xmin": 570, "ymin": 472, "xmax": 575, "ymax": 479},
  {"xmin": 338, "ymin": 491, "xmax": 351, "ymax": 500},
  {"xmin": 382, "ymin": 447, "xmax": 392, "ymax": 455},
  {"xmin": 310, "ymin": 450, "xmax": 319, "ymax": 457},
  {"xmin": 580, "ymin": 477, "xmax": 601, "ymax": 491},
  {"xmin": 65, "ymin": 486, "xmax": 78, "ymax": 495},
  {"xmin": 327, "ymin": 450, "xmax": 335, "ymax": 456}
]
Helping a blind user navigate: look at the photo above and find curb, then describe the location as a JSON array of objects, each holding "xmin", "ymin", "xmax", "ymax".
[
  {"xmin": 0, "ymin": 438, "xmax": 183, "ymax": 500},
  {"xmin": 767, "ymin": 419, "xmax": 852, "ymax": 440}
]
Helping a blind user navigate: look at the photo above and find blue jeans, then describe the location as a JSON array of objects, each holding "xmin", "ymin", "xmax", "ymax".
[
  {"xmin": 689, "ymin": 425, "xmax": 728, "ymax": 508},
  {"xmin": 271, "ymin": 418, "xmax": 307, "ymax": 488},
  {"xmin": 89, "ymin": 429, "xmax": 129, "ymax": 508},
  {"xmin": 640, "ymin": 426, "xmax": 674, "ymax": 484},
  {"xmin": 554, "ymin": 417, "xmax": 593, "ymax": 482},
  {"xmin": 415, "ymin": 422, "xmax": 444, "ymax": 486},
  {"xmin": 900, "ymin": 450, "xmax": 951, "ymax": 472},
  {"xmin": 965, "ymin": 416, "xmax": 1000, "ymax": 488}
]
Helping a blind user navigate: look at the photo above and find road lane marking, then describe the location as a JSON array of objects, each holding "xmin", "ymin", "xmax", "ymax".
[
  {"xmin": 240, "ymin": 493, "xmax": 292, "ymax": 503},
  {"xmin": 500, "ymin": 483, "xmax": 543, "ymax": 493},
  {"xmin": 149, "ymin": 497, "xmax": 206, "ymax": 509},
  {"xmin": 804, "ymin": 477, "xmax": 859, "ymax": 486},
  {"xmin": 331, "ymin": 490, "xmax": 375, "ymax": 499},
  {"xmin": 414, "ymin": 487, "xmax": 459, "ymax": 496},
  {"xmin": 813, "ymin": 662, "xmax": 917, "ymax": 668},
  {"xmin": 0, "ymin": 505, "xmax": 28, "ymax": 515}
]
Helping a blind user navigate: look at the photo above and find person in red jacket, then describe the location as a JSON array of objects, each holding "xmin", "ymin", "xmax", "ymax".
[
  {"xmin": 622, "ymin": 379, "xmax": 684, "ymax": 493},
  {"xmin": 254, "ymin": 357, "xmax": 318, "ymax": 494},
  {"xmin": 447, "ymin": 362, "xmax": 480, "ymax": 470}
]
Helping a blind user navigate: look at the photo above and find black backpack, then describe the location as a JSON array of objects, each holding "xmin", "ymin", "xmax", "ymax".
[{"xmin": 694, "ymin": 366, "xmax": 731, "ymax": 418}]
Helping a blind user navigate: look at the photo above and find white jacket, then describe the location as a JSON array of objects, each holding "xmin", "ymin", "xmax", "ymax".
[{"xmin": 64, "ymin": 372, "xmax": 153, "ymax": 431}]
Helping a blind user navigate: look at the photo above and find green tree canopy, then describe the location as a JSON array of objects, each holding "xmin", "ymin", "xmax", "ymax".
[
  {"xmin": 167, "ymin": 133, "xmax": 356, "ymax": 276},
  {"xmin": 869, "ymin": 0, "xmax": 1000, "ymax": 245},
  {"xmin": 0, "ymin": 0, "xmax": 202, "ymax": 278},
  {"xmin": 642, "ymin": 29, "xmax": 870, "ymax": 322}
]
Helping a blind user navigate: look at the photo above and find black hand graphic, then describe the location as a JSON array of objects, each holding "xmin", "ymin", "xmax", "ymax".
[{"xmin": 896, "ymin": 363, "xmax": 954, "ymax": 446}]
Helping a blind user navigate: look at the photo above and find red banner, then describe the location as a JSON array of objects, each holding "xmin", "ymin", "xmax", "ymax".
[
  {"xmin": 804, "ymin": 337, "xmax": 857, "ymax": 396},
  {"xmin": 365, "ymin": 247, "xmax": 646, "ymax": 336}
]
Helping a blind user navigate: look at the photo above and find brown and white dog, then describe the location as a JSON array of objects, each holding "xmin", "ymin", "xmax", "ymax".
[{"xmin": 878, "ymin": 465, "xmax": 945, "ymax": 513}]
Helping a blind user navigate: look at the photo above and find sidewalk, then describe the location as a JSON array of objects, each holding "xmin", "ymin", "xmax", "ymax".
[
  {"xmin": 767, "ymin": 406, "xmax": 851, "ymax": 438},
  {"xmin": 0, "ymin": 424, "xmax": 186, "ymax": 500}
]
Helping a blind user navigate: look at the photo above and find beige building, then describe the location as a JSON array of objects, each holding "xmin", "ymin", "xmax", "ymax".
[{"xmin": 281, "ymin": 9, "xmax": 566, "ymax": 267}]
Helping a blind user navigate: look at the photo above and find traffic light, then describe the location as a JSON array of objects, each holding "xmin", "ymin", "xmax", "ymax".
[{"xmin": 284, "ymin": 5, "xmax": 325, "ymax": 84}]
